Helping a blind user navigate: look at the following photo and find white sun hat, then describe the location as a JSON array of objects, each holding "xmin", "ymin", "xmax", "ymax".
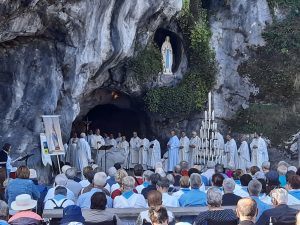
[
  {"xmin": 11, "ymin": 194, "xmax": 37, "ymax": 211},
  {"xmin": 61, "ymin": 165, "xmax": 71, "ymax": 174}
]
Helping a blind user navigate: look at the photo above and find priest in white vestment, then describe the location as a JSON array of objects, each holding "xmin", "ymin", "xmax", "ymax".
[
  {"xmin": 167, "ymin": 131, "xmax": 180, "ymax": 172},
  {"xmin": 224, "ymin": 134, "xmax": 238, "ymax": 169},
  {"xmin": 130, "ymin": 132, "xmax": 141, "ymax": 168},
  {"xmin": 118, "ymin": 136, "xmax": 130, "ymax": 169},
  {"xmin": 76, "ymin": 133, "xmax": 92, "ymax": 177},
  {"xmin": 215, "ymin": 131, "xmax": 225, "ymax": 164},
  {"xmin": 237, "ymin": 136, "xmax": 251, "ymax": 171},
  {"xmin": 189, "ymin": 131, "xmax": 201, "ymax": 166},
  {"xmin": 116, "ymin": 132, "xmax": 122, "ymax": 145},
  {"xmin": 250, "ymin": 133, "xmax": 267, "ymax": 169},
  {"xmin": 139, "ymin": 136, "xmax": 150, "ymax": 169},
  {"xmin": 91, "ymin": 129, "xmax": 105, "ymax": 166},
  {"xmin": 86, "ymin": 130, "xmax": 93, "ymax": 147},
  {"xmin": 259, "ymin": 134, "xmax": 269, "ymax": 163},
  {"xmin": 66, "ymin": 132, "xmax": 78, "ymax": 167},
  {"xmin": 108, "ymin": 134, "xmax": 117, "ymax": 149},
  {"xmin": 179, "ymin": 131, "xmax": 190, "ymax": 163},
  {"xmin": 148, "ymin": 137, "xmax": 161, "ymax": 169}
]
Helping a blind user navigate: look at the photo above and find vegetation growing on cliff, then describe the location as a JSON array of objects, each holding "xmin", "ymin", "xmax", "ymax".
[
  {"xmin": 127, "ymin": 43, "xmax": 162, "ymax": 84},
  {"xmin": 233, "ymin": 1, "xmax": 300, "ymax": 144},
  {"xmin": 145, "ymin": 0, "xmax": 216, "ymax": 117},
  {"xmin": 229, "ymin": 103, "xmax": 300, "ymax": 145}
]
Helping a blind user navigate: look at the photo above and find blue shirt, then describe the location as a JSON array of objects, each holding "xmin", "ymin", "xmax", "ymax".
[
  {"xmin": 289, "ymin": 190, "xmax": 300, "ymax": 200},
  {"xmin": 179, "ymin": 188, "xmax": 207, "ymax": 207},
  {"xmin": 251, "ymin": 196, "xmax": 271, "ymax": 220},
  {"xmin": 6, "ymin": 178, "xmax": 40, "ymax": 207},
  {"xmin": 77, "ymin": 188, "xmax": 112, "ymax": 208},
  {"xmin": 201, "ymin": 175, "xmax": 209, "ymax": 186},
  {"xmin": 234, "ymin": 180, "xmax": 241, "ymax": 185},
  {"xmin": 279, "ymin": 175, "xmax": 287, "ymax": 187},
  {"xmin": 107, "ymin": 177, "xmax": 116, "ymax": 187}
]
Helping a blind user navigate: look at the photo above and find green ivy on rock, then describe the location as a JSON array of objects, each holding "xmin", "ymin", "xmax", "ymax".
[
  {"xmin": 229, "ymin": 103, "xmax": 300, "ymax": 145},
  {"xmin": 127, "ymin": 43, "xmax": 162, "ymax": 85}
]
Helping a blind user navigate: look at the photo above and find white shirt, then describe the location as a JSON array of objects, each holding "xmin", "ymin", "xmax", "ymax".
[
  {"xmin": 172, "ymin": 189, "xmax": 185, "ymax": 199},
  {"xmin": 110, "ymin": 183, "xmax": 120, "ymax": 194},
  {"xmin": 233, "ymin": 184, "xmax": 249, "ymax": 197},
  {"xmin": 44, "ymin": 197, "xmax": 74, "ymax": 209},
  {"xmin": 79, "ymin": 180, "xmax": 90, "ymax": 188},
  {"xmin": 44, "ymin": 186, "xmax": 75, "ymax": 202},
  {"xmin": 135, "ymin": 183, "xmax": 147, "ymax": 194},
  {"xmin": 113, "ymin": 193, "xmax": 147, "ymax": 208},
  {"xmin": 162, "ymin": 192, "xmax": 179, "ymax": 207},
  {"xmin": 201, "ymin": 169, "xmax": 215, "ymax": 181}
]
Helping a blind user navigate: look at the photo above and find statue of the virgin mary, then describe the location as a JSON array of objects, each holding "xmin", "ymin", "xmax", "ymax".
[{"xmin": 161, "ymin": 36, "xmax": 173, "ymax": 75}]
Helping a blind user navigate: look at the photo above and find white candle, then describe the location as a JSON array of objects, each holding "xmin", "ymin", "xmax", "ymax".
[
  {"xmin": 205, "ymin": 111, "xmax": 207, "ymax": 121},
  {"xmin": 208, "ymin": 92, "xmax": 211, "ymax": 119},
  {"xmin": 212, "ymin": 110, "xmax": 215, "ymax": 121}
]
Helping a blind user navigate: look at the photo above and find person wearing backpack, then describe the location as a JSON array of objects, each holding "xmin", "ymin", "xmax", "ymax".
[{"xmin": 44, "ymin": 186, "xmax": 74, "ymax": 209}]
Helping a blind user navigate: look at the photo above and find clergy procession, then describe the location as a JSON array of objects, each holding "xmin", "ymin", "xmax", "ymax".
[{"xmin": 64, "ymin": 128, "xmax": 269, "ymax": 175}]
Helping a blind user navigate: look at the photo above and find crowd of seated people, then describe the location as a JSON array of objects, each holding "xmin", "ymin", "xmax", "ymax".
[{"xmin": 1, "ymin": 161, "xmax": 300, "ymax": 225}]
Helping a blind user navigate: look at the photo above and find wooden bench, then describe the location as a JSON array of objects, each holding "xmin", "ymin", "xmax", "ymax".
[
  {"xmin": 43, "ymin": 205, "xmax": 300, "ymax": 219},
  {"xmin": 43, "ymin": 206, "xmax": 236, "ymax": 219}
]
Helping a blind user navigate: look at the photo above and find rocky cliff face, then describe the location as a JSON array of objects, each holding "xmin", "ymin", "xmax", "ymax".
[
  {"xmin": 0, "ymin": 0, "xmax": 281, "ymax": 175},
  {"xmin": 0, "ymin": 0, "xmax": 182, "ymax": 173},
  {"xmin": 210, "ymin": 0, "xmax": 272, "ymax": 120},
  {"xmin": 148, "ymin": 0, "xmax": 273, "ymax": 141}
]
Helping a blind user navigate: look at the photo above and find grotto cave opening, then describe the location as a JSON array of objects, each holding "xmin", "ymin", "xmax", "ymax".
[{"xmin": 71, "ymin": 90, "xmax": 151, "ymax": 140}]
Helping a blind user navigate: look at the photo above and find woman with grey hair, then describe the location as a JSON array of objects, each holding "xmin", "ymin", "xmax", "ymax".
[
  {"xmin": 193, "ymin": 187, "xmax": 238, "ymax": 225},
  {"xmin": 113, "ymin": 176, "xmax": 147, "ymax": 208}
]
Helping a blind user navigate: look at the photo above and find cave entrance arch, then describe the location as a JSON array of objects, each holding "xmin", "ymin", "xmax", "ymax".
[
  {"xmin": 72, "ymin": 89, "xmax": 150, "ymax": 140},
  {"xmin": 86, "ymin": 104, "xmax": 146, "ymax": 138}
]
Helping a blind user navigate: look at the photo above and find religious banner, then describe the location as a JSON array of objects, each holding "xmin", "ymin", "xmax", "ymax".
[
  {"xmin": 42, "ymin": 115, "xmax": 65, "ymax": 155},
  {"xmin": 40, "ymin": 133, "xmax": 52, "ymax": 166}
]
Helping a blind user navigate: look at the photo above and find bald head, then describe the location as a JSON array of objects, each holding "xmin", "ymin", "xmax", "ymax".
[{"xmin": 236, "ymin": 198, "xmax": 257, "ymax": 222}]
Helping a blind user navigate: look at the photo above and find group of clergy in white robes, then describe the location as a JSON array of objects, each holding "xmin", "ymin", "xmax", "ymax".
[
  {"xmin": 177, "ymin": 131, "xmax": 224, "ymax": 167},
  {"xmin": 65, "ymin": 129, "xmax": 132, "ymax": 173},
  {"xmin": 224, "ymin": 133, "xmax": 269, "ymax": 171},
  {"xmin": 65, "ymin": 133, "xmax": 92, "ymax": 177},
  {"xmin": 164, "ymin": 130, "xmax": 269, "ymax": 172},
  {"xmin": 129, "ymin": 132, "xmax": 162, "ymax": 170}
]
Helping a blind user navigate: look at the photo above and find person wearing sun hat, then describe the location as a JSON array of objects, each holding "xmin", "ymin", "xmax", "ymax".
[
  {"xmin": 8, "ymin": 194, "xmax": 42, "ymax": 225},
  {"xmin": 60, "ymin": 205, "xmax": 85, "ymax": 225}
]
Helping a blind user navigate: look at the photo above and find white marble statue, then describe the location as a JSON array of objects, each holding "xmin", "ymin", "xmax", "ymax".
[{"xmin": 161, "ymin": 36, "xmax": 173, "ymax": 75}]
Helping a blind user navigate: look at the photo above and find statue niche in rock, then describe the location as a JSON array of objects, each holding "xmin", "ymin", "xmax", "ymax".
[{"xmin": 161, "ymin": 36, "xmax": 173, "ymax": 75}]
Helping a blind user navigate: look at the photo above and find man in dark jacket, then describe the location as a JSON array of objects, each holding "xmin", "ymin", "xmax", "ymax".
[
  {"xmin": 222, "ymin": 178, "xmax": 241, "ymax": 206},
  {"xmin": 256, "ymin": 188, "xmax": 298, "ymax": 225}
]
